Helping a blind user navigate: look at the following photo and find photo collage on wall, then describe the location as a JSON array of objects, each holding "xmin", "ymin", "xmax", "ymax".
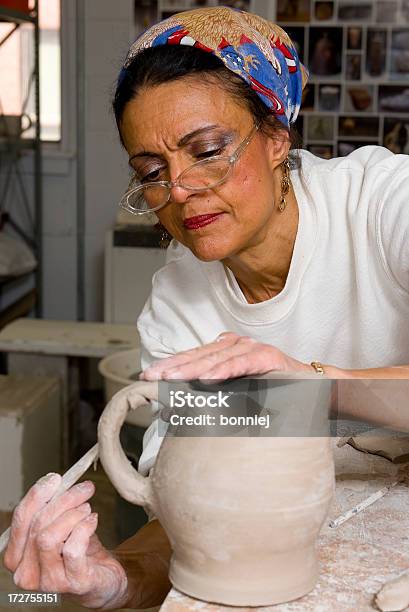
[
  {"xmin": 277, "ymin": 0, "xmax": 409, "ymax": 156},
  {"xmin": 136, "ymin": 0, "xmax": 252, "ymax": 31},
  {"xmin": 157, "ymin": 0, "xmax": 251, "ymax": 20}
]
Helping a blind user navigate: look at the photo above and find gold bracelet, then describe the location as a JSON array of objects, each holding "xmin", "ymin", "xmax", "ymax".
[{"xmin": 310, "ymin": 361, "xmax": 325, "ymax": 375}]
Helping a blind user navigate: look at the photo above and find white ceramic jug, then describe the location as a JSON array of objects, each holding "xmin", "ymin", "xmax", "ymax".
[{"xmin": 97, "ymin": 378, "xmax": 334, "ymax": 606}]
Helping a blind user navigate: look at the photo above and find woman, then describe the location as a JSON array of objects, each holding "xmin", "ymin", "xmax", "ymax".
[{"xmin": 3, "ymin": 7, "xmax": 409, "ymax": 610}]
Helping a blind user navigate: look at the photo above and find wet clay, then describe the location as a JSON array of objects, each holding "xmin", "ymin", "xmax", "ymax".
[
  {"xmin": 348, "ymin": 432, "xmax": 409, "ymax": 464},
  {"xmin": 98, "ymin": 380, "xmax": 335, "ymax": 607}
]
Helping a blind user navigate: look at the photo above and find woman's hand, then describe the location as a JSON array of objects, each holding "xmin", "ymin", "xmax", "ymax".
[
  {"xmin": 140, "ymin": 332, "xmax": 312, "ymax": 381},
  {"xmin": 3, "ymin": 473, "xmax": 129, "ymax": 610}
]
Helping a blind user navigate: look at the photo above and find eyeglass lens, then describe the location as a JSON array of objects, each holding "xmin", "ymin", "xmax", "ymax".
[{"xmin": 125, "ymin": 158, "xmax": 231, "ymax": 212}]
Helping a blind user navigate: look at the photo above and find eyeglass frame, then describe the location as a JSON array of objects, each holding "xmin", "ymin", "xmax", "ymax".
[{"xmin": 119, "ymin": 122, "xmax": 260, "ymax": 215}]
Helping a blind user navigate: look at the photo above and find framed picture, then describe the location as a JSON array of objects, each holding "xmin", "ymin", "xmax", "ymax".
[
  {"xmin": 318, "ymin": 84, "xmax": 341, "ymax": 111},
  {"xmin": 402, "ymin": 0, "xmax": 409, "ymax": 21},
  {"xmin": 307, "ymin": 116, "xmax": 334, "ymax": 141},
  {"xmin": 338, "ymin": 141, "xmax": 376, "ymax": 156},
  {"xmin": 293, "ymin": 115, "xmax": 305, "ymax": 142},
  {"xmin": 338, "ymin": 2, "xmax": 372, "ymax": 20},
  {"xmin": 345, "ymin": 85, "xmax": 374, "ymax": 112},
  {"xmin": 302, "ymin": 83, "xmax": 316, "ymax": 111},
  {"xmin": 161, "ymin": 11, "xmax": 181, "ymax": 18},
  {"xmin": 284, "ymin": 26, "xmax": 305, "ymax": 63},
  {"xmin": 309, "ymin": 27, "xmax": 343, "ymax": 76},
  {"xmin": 160, "ymin": 0, "xmax": 188, "ymax": 9},
  {"xmin": 346, "ymin": 54, "xmax": 362, "ymax": 80},
  {"xmin": 347, "ymin": 27, "xmax": 362, "ymax": 51},
  {"xmin": 379, "ymin": 85, "xmax": 409, "ymax": 112},
  {"xmin": 383, "ymin": 117, "xmax": 409, "ymax": 154},
  {"xmin": 338, "ymin": 116, "xmax": 379, "ymax": 138},
  {"xmin": 314, "ymin": 1, "xmax": 334, "ymax": 20},
  {"xmin": 376, "ymin": 0, "xmax": 398, "ymax": 22},
  {"xmin": 307, "ymin": 144, "xmax": 334, "ymax": 158},
  {"xmin": 277, "ymin": 0, "xmax": 311, "ymax": 22},
  {"xmin": 134, "ymin": 0, "xmax": 157, "ymax": 32},
  {"xmin": 390, "ymin": 29, "xmax": 409, "ymax": 80},
  {"xmin": 365, "ymin": 29, "xmax": 387, "ymax": 77},
  {"xmin": 215, "ymin": 0, "xmax": 251, "ymax": 8}
]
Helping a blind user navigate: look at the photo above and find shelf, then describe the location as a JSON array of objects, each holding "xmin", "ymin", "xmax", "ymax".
[
  {"xmin": 0, "ymin": 6, "xmax": 35, "ymax": 24},
  {"xmin": 0, "ymin": 3, "xmax": 41, "ymax": 314}
]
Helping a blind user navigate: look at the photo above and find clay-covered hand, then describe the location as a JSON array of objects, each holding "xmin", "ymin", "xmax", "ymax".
[
  {"xmin": 3, "ymin": 473, "xmax": 128, "ymax": 610},
  {"xmin": 140, "ymin": 332, "xmax": 312, "ymax": 381},
  {"xmin": 375, "ymin": 569, "xmax": 409, "ymax": 611}
]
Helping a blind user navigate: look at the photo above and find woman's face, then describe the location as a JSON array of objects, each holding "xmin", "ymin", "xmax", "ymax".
[{"xmin": 120, "ymin": 77, "xmax": 289, "ymax": 262}]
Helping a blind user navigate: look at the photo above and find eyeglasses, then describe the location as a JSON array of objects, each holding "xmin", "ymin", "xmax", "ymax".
[{"xmin": 119, "ymin": 123, "xmax": 260, "ymax": 215}]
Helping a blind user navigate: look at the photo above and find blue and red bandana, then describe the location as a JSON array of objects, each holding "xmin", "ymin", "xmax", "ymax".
[{"xmin": 121, "ymin": 7, "xmax": 308, "ymax": 129}]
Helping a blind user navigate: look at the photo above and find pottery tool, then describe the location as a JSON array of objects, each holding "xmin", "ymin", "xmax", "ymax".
[
  {"xmin": 0, "ymin": 443, "xmax": 99, "ymax": 555},
  {"xmin": 329, "ymin": 480, "xmax": 399, "ymax": 528}
]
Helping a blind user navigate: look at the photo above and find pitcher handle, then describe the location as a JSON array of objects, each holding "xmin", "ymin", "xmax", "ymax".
[{"xmin": 98, "ymin": 381, "xmax": 158, "ymax": 509}]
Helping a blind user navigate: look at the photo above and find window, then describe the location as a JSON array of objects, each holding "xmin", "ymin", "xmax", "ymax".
[{"xmin": 0, "ymin": 0, "xmax": 61, "ymax": 142}]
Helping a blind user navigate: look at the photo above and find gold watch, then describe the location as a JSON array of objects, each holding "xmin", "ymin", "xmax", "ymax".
[{"xmin": 310, "ymin": 361, "xmax": 325, "ymax": 375}]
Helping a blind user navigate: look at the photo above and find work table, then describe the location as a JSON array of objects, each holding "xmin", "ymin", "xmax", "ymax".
[{"xmin": 160, "ymin": 441, "xmax": 409, "ymax": 611}]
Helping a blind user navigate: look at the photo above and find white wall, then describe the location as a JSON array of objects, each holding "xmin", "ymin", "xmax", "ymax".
[
  {"xmin": 39, "ymin": 0, "xmax": 133, "ymax": 320},
  {"xmin": 81, "ymin": 0, "xmax": 134, "ymax": 321},
  {"xmin": 42, "ymin": 157, "xmax": 78, "ymax": 319},
  {"xmin": 38, "ymin": 0, "xmax": 78, "ymax": 320}
]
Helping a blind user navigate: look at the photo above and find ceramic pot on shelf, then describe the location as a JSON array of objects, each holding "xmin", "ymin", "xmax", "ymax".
[{"xmin": 97, "ymin": 376, "xmax": 335, "ymax": 607}]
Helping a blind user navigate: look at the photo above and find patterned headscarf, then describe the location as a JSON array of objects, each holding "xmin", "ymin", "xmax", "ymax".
[{"xmin": 121, "ymin": 7, "xmax": 308, "ymax": 129}]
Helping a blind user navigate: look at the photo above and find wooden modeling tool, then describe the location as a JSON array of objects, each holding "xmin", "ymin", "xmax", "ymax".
[{"xmin": 329, "ymin": 480, "xmax": 399, "ymax": 528}]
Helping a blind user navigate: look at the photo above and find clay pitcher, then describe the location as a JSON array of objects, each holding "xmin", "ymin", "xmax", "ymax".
[{"xmin": 97, "ymin": 378, "xmax": 335, "ymax": 606}]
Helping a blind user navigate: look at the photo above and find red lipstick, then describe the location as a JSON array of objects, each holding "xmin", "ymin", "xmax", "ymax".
[{"xmin": 183, "ymin": 213, "xmax": 224, "ymax": 230}]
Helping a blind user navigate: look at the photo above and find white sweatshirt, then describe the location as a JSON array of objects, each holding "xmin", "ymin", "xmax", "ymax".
[{"xmin": 137, "ymin": 145, "xmax": 409, "ymax": 474}]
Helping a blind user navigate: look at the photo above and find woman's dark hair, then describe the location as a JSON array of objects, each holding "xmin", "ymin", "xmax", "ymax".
[{"xmin": 113, "ymin": 45, "xmax": 303, "ymax": 152}]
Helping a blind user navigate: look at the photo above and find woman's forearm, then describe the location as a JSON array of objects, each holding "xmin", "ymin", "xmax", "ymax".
[
  {"xmin": 325, "ymin": 364, "xmax": 409, "ymax": 379},
  {"xmin": 325, "ymin": 364, "xmax": 409, "ymax": 432},
  {"xmin": 111, "ymin": 519, "xmax": 172, "ymax": 609}
]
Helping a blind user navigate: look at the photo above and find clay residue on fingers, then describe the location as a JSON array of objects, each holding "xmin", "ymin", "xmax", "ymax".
[
  {"xmin": 33, "ymin": 473, "xmax": 62, "ymax": 496},
  {"xmin": 375, "ymin": 569, "xmax": 409, "ymax": 611}
]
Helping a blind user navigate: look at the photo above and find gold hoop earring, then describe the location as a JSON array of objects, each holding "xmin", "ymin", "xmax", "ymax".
[{"xmin": 278, "ymin": 157, "xmax": 291, "ymax": 213}]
